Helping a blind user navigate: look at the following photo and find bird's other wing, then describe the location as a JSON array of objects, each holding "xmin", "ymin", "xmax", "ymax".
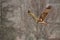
[
  {"xmin": 28, "ymin": 10, "xmax": 38, "ymax": 22},
  {"xmin": 39, "ymin": 5, "xmax": 52, "ymax": 21}
]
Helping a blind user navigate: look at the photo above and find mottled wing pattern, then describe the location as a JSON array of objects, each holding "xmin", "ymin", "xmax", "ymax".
[{"xmin": 39, "ymin": 5, "xmax": 52, "ymax": 21}]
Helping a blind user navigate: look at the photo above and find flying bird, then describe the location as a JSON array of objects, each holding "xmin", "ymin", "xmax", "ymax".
[{"xmin": 28, "ymin": 5, "xmax": 52, "ymax": 25}]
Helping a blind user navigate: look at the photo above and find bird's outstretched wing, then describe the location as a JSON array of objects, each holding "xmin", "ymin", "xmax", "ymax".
[
  {"xmin": 38, "ymin": 5, "xmax": 52, "ymax": 22},
  {"xmin": 28, "ymin": 10, "xmax": 38, "ymax": 22},
  {"xmin": 28, "ymin": 5, "xmax": 52, "ymax": 25}
]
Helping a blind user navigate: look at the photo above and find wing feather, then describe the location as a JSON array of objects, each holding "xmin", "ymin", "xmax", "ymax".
[
  {"xmin": 39, "ymin": 5, "xmax": 52, "ymax": 21},
  {"xmin": 28, "ymin": 10, "xmax": 38, "ymax": 22}
]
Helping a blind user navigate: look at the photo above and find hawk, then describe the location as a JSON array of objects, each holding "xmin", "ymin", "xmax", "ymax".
[{"xmin": 28, "ymin": 5, "xmax": 52, "ymax": 25}]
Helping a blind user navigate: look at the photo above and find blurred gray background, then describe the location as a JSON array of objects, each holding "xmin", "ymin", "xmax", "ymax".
[{"xmin": 0, "ymin": 0, "xmax": 60, "ymax": 40}]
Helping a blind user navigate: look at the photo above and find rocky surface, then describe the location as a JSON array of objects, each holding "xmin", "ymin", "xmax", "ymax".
[{"xmin": 0, "ymin": 0, "xmax": 60, "ymax": 40}]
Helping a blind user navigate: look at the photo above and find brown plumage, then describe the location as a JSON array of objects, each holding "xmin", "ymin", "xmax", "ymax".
[
  {"xmin": 37, "ymin": 5, "xmax": 52, "ymax": 23},
  {"xmin": 28, "ymin": 5, "xmax": 52, "ymax": 25}
]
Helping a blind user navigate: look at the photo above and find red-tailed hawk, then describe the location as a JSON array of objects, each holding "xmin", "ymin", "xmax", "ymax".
[{"xmin": 28, "ymin": 5, "xmax": 52, "ymax": 25}]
